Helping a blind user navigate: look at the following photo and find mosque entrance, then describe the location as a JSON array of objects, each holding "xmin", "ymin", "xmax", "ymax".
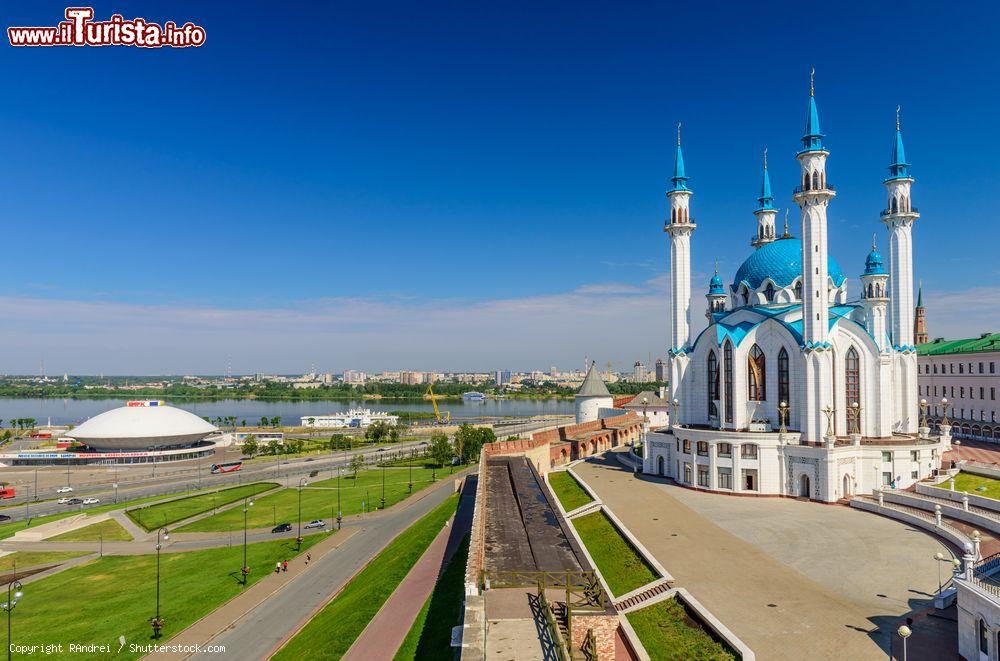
[
  {"xmin": 799, "ymin": 474, "xmax": 811, "ymax": 498},
  {"xmin": 657, "ymin": 456, "xmax": 665, "ymax": 476},
  {"xmin": 842, "ymin": 474, "xmax": 852, "ymax": 497}
]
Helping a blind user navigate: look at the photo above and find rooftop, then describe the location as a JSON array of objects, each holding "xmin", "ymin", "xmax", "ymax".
[{"xmin": 918, "ymin": 333, "xmax": 1000, "ymax": 356}]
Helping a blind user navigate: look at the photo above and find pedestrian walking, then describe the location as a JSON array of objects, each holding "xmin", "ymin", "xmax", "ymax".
[
  {"xmin": 282, "ymin": 560, "xmax": 288, "ymax": 573},
  {"xmin": 306, "ymin": 553, "xmax": 311, "ymax": 564},
  {"xmin": 275, "ymin": 562, "xmax": 280, "ymax": 574}
]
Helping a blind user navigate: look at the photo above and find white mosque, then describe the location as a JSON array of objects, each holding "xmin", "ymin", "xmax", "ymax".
[{"xmin": 643, "ymin": 75, "xmax": 952, "ymax": 502}]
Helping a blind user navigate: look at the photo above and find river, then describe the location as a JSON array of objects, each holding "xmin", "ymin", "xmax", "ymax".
[{"xmin": 0, "ymin": 397, "xmax": 575, "ymax": 426}]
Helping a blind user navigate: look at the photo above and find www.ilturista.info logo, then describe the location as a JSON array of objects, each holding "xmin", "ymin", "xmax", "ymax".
[{"xmin": 8, "ymin": 7, "xmax": 206, "ymax": 48}]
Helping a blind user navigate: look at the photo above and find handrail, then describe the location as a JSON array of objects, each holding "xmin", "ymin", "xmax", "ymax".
[
  {"xmin": 792, "ymin": 184, "xmax": 836, "ymax": 194},
  {"xmin": 582, "ymin": 628, "xmax": 598, "ymax": 661},
  {"xmin": 539, "ymin": 586, "xmax": 571, "ymax": 661},
  {"xmin": 880, "ymin": 206, "xmax": 919, "ymax": 216}
]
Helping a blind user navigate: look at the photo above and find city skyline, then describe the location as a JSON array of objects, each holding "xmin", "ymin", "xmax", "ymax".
[{"xmin": 1, "ymin": 1, "xmax": 997, "ymax": 373}]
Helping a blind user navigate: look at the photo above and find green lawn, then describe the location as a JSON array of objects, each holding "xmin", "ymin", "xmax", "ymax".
[
  {"xmin": 0, "ymin": 551, "xmax": 90, "ymax": 572},
  {"xmin": 7, "ymin": 535, "xmax": 325, "ymax": 660},
  {"xmin": 49, "ymin": 518, "xmax": 133, "ymax": 542},
  {"xmin": 0, "ymin": 484, "xmax": 238, "ymax": 541},
  {"xmin": 127, "ymin": 483, "xmax": 279, "ymax": 531},
  {"xmin": 395, "ymin": 534, "xmax": 469, "ymax": 661},
  {"xmin": 274, "ymin": 493, "xmax": 460, "ymax": 660},
  {"xmin": 548, "ymin": 471, "xmax": 594, "ymax": 512},
  {"xmin": 627, "ymin": 598, "xmax": 735, "ymax": 661},
  {"xmin": 953, "ymin": 472, "xmax": 1000, "ymax": 500},
  {"xmin": 177, "ymin": 467, "xmax": 447, "ymax": 533},
  {"xmin": 572, "ymin": 510, "xmax": 657, "ymax": 597}
]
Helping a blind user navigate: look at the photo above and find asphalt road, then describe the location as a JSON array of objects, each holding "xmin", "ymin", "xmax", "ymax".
[
  {"xmin": 0, "ymin": 439, "xmax": 436, "ymax": 523},
  {"xmin": 187, "ymin": 472, "xmax": 475, "ymax": 660}
]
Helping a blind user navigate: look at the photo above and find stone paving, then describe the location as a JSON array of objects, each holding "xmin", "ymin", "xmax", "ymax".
[{"xmin": 574, "ymin": 453, "xmax": 951, "ymax": 661}]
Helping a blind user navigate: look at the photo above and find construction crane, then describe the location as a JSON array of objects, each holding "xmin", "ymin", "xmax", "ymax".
[{"xmin": 426, "ymin": 384, "xmax": 451, "ymax": 424}]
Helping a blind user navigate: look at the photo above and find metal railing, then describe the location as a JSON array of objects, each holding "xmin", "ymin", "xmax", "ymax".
[
  {"xmin": 792, "ymin": 183, "xmax": 836, "ymax": 194},
  {"xmin": 880, "ymin": 206, "xmax": 919, "ymax": 216}
]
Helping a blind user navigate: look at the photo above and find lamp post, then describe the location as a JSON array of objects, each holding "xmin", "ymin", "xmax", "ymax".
[
  {"xmin": 408, "ymin": 448, "xmax": 413, "ymax": 495},
  {"xmin": 671, "ymin": 399, "xmax": 680, "ymax": 431},
  {"xmin": 778, "ymin": 401, "xmax": 789, "ymax": 435},
  {"xmin": 919, "ymin": 398, "xmax": 928, "ymax": 430},
  {"xmin": 336, "ymin": 466, "xmax": 342, "ymax": 530},
  {"xmin": 152, "ymin": 527, "xmax": 169, "ymax": 638},
  {"xmin": 113, "ymin": 482, "xmax": 119, "ymax": 504},
  {"xmin": 296, "ymin": 478, "xmax": 307, "ymax": 551},
  {"xmin": 897, "ymin": 624, "xmax": 911, "ymax": 661},
  {"xmin": 24, "ymin": 486, "xmax": 29, "ymax": 521},
  {"xmin": 241, "ymin": 496, "xmax": 254, "ymax": 586},
  {"xmin": 934, "ymin": 552, "xmax": 945, "ymax": 592},
  {"xmin": 941, "ymin": 398, "xmax": 950, "ymax": 427},
  {"xmin": 380, "ymin": 464, "xmax": 386, "ymax": 510},
  {"xmin": 3, "ymin": 579, "xmax": 23, "ymax": 661}
]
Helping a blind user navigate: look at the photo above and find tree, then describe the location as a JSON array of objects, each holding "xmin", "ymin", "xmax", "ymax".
[
  {"xmin": 241, "ymin": 434, "xmax": 259, "ymax": 457},
  {"xmin": 265, "ymin": 439, "xmax": 282, "ymax": 455},
  {"xmin": 455, "ymin": 424, "xmax": 494, "ymax": 464},
  {"xmin": 307, "ymin": 417, "xmax": 316, "ymax": 427},
  {"xmin": 365, "ymin": 421, "xmax": 390, "ymax": 444},
  {"xmin": 388, "ymin": 423, "xmax": 404, "ymax": 443},
  {"xmin": 260, "ymin": 416, "xmax": 268, "ymax": 428},
  {"xmin": 329, "ymin": 434, "xmax": 351, "ymax": 451},
  {"xmin": 349, "ymin": 454, "xmax": 364, "ymax": 478},
  {"xmin": 241, "ymin": 419, "xmax": 246, "ymax": 428},
  {"xmin": 429, "ymin": 432, "xmax": 453, "ymax": 467},
  {"xmin": 270, "ymin": 416, "xmax": 282, "ymax": 428}
]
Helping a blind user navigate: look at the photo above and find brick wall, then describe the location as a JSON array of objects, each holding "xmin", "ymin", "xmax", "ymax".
[{"xmin": 569, "ymin": 613, "xmax": 619, "ymax": 660}]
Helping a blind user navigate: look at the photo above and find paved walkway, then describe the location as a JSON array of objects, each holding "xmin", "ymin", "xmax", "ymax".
[
  {"xmin": 575, "ymin": 454, "xmax": 947, "ymax": 661},
  {"xmin": 344, "ymin": 478, "xmax": 476, "ymax": 660},
  {"xmin": 148, "ymin": 527, "xmax": 360, "ymax": 660},
  {"xmin": 182, "ymin": 474, "xmax": 469, "ymax": 660}
]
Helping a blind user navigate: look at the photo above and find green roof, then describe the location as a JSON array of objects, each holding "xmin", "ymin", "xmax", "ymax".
[{"xmin": 917, "ymin": 333, "xmax": 1000, "ymax": 356}]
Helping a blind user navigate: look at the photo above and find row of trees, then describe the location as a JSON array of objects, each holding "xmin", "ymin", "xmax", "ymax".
[
  {"xmin": 240, "ymin": 434, "xmax": 306, "ymax": 457},
  {"xmin": 2, "ymin": 418, "xmax": 38, "ymax": 431}
]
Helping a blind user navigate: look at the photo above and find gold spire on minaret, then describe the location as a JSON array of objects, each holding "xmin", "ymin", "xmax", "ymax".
[
  {"xmin": 896, "ymin": 105, "xmax": 901, "ymax": 131},
  {"xmin": 763, "ymin": 147, "xmax": 768, "ymax": 169},
  {"xmin": 872, "ymin": 232, "xmax": 877, "ymax": 250},
  {"xmin": 810, "ymin": 67, "xmax": 815, "ymax": 96},
  {"xmin": 783, "ymin": 208, "xmax": 790, "ymax": 237},
  {"xmin": 677, "ymin": 122, "xmax": 682, "ymax": 146}
]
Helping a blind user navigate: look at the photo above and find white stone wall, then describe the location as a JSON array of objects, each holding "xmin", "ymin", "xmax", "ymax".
[
  {"xmin": 955, "ymin": 578, "xmax": 1000, "ymax": 661},
  {"xmin": 575, "ymin": 395, "xmax": 613, "ymax": 424}
]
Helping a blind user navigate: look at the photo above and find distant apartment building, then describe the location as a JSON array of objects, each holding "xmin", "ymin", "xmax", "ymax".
[
  {"xmin": 399, "ymin": 370, "xmax": 425, "ymax": 385},
  {"xmin": 342, "ymin": 370, "xmax": 366, "ymax": 385},
  {"xmin": 918, "ymin": 333, "xmax": 1000, "ymax": 442},
  {"xmin": 632, "ymin": 361, "xmax": 650, "ymax": 383},
  {"xmin": 494, "ymin": 370, "xmax": 511, "ymax": 386},
  {"xmin": 655, "ymin": 357, "xmax": 666, "ymax": 382}
]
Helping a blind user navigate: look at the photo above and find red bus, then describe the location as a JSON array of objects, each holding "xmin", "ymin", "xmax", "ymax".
[
  {"xmin": 0, "ymin": 486, "xmax": 15, "ymax": 500},
  {"xmin": 29, "ymin": 432, "xmax": 52, "ymax": 439},
  {"xmin": 210, "ymin": 461, "xmax": 243, "ymax": 474}
]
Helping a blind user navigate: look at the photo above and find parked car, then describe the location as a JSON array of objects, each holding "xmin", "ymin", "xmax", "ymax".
[
  {"xmin": 82, "ymin": 497, "xmax": 100, "ymax": 505},
  {"xmin": 304, "ymin": 519, "xmax": 325, "ymax": 529},
  {"xmin": 57, "ymin": 497, "xmax": 71, "ymax": 504},
  {"xmin": 56, "ymin": 486, "xmax": 73, "ymax": 494},
  {"xmin": 271, "ymin": 523, "xmax": 293, "ymax": 533},
  {"xmin": 66, "ymin": 498, "xmax": 84, "ymax": 505},
  {"xmin": 308, "ymin": 470, "xmax": 319, "ymax": 478},
  {"xmin": 0, "ymin": 514, "xmax": 10, "ymax": 522}
]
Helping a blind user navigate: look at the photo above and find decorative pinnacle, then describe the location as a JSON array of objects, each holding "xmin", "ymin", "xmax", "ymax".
[
  {"xmin": 783, "ymin": 209, "xmax": 790, "ymax": 237},
  {"xmin": 677, "ymin": 122, "xmax": 682, "ymax": 147},
  {"xmin": 714, "ymin": 258, "xmax": 719, "ymax": 274},
  {"xmin": 763, "ymin": 147, "xmax": 768, "ymax": 169},
  {"xmin": 810, "ymin": 67, "xmax": 815, "ymax": 97},
  {"xmin": 896, "ymin": 105, "xmax": 901, "ymax": 131},
  {"xmin": 872, "ymin": 232, "xmax": 877, "ymax": 250}
]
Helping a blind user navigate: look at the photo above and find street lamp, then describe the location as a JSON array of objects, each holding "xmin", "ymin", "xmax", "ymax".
[
  {"xmin": 336, "ymin": 466, "xmax": 342, "ymax": 530},
  {"xmin": 241, "ymin": 496, "xmax": 255, "ymax": 586},
  {"xmin": 919, "ymin": 398, "xmax": 928, "ymax": 429},
  {"xmin": 113, "ymin": 483, "xmax": 119, "ymax": 504},
  {"xmin": 296, "ymin": 478, "xmax": 308, "ymax": 551},
  {"xmin": 934, "ymin": 552, "xmax": 945, "ymax": 592},
  {"xmin": 941, "ymin": 397, "xmax": 950, "ymax": 427},
  {"xmin": 3, "ymin": 579, "xmax": 23, "ymax": 661},
  {"xmin": 897, "ymin": 624, "xmax": 912, "ymax": 661},
  {"xmin": 152, "ymin": 527, "xmax": 169, "ymax": 638},
  {"xmin": 380, "ymin": 463, "xmax": 386, "ymax": 510},
  {"xmin": 408, "ymin": 448, "xmax": 414, "ymax": 495}
]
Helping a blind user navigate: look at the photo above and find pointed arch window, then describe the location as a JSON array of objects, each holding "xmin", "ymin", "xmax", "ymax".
[
  {"xmin": 846, "ymin": 347, "xmax": 862, "ymax": 434},
  {"xmin": 778, "ymin": 348, "xmax": 790, "ymax": 413},
  {"xmin": 764, "ymin": 283, "xmax": 775, "ymax": 302},
  {"xmin": 794, "ymin": 280, "xmax": 803, "ymax": 301},
  {"xmin": 748, "ymin": 344, "xmax": 766, "ymax": 401},
  {"xmin": 741, "ymin": 286, "xmax": 749, "ymax": 307},
  {"xmin": 724, "ymin": 342, "xmax": 734, "ymax": 424},
  {"xmin": 707, "ymin": 350, "xmax": 719, "ymax": 419},
  {"xmin": 811, "ymin": 171, "xmax": 820, "ymax": 189}
]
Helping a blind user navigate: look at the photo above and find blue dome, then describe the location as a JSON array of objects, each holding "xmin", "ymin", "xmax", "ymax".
[
  {"xmin": 864, "ymin": 247, "xmax": 887, "ymax": 275},
  {"xmin": 733, "ymin": 238, "xmax": 846, "ymax": 291},
  {"xmin": 708, "ymin": 272, "xmax": 725, "ymax": 295}
]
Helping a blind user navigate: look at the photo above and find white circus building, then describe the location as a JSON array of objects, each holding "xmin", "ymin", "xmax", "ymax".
[{"xmin": 643, "ymin": 78, "xmax": 952, "ymax": 502}]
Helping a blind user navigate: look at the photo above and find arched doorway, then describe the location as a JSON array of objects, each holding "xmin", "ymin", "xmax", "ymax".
[
  {"xmin": 800, "ymin": 474, "xmax": 811, "ymax": 498},
  {"xmin": 843, "ymin": 474, "xmax": 852, "ymax": 497},
  {"xmin": 657, "ymin": 456, "xmax": 665, "ymax": 476}
]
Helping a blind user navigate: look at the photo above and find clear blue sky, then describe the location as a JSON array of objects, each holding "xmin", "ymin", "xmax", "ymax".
[{"xmin": 1, "ymin": 1, "xmax": 997, "ymax": 374}]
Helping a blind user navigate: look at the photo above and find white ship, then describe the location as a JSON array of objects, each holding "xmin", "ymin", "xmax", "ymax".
[
  {"xmin": 300, "ymin": 408, "xmax": 399, "ymax": 429},
  {"xmin": 462, "ymin": 391, "xmax": 487, "ymax": 402}
]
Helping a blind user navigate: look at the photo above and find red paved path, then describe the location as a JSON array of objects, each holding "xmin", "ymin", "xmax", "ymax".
[{"xmin": 342, "ymin": 480, "xmax": 476, "ymax": 660}]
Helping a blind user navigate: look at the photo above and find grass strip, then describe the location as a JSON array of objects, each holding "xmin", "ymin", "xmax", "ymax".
[
  {"xmin": 548, "ymin": 471, "xmax": 594, "ymax": 512},
  {"xmin": 127, "ymin": 482, "xmax": 278, "ymax": 531},
  {"xmin": 572, "ymin": 510, "xmax": 657, "ymax": 597},
  {"xmin": 627, "ymin": 598, "xmax": 735, "ymax": 661},
  {"xmin": 274, "ymin": 492, "xmax": 459, "ymax": 660},
  {"xmin": 953, "ymin": 471, "xmax": 1000, "ymax": 500},
  {"xmin": 177, "ymin": 467, "xmax": 446, "ymax": 533},
  {"xmin": 49, "ymin": 518, "xmax": 132, "ymax": 541},
  {"xmin": 0, "ymin": 551, "xmax": 90, "ymax": 572},
  {"xmin": 8, "ymin": 535, "xmax": 325, "ymax": 660},
  {"xmin": 394, "ymin": 534, "xmax": 470, "ymax": 661}
]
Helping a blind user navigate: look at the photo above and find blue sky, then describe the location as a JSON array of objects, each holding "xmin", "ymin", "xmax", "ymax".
[{"xmin": 1, "ymin": 1, "xmax": 998, "ymax": 374}]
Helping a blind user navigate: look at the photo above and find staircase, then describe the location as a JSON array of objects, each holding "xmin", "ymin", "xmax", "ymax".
[{"xmin": 614, "ymin": 578, "xmax": 673, "ymax": 612}]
